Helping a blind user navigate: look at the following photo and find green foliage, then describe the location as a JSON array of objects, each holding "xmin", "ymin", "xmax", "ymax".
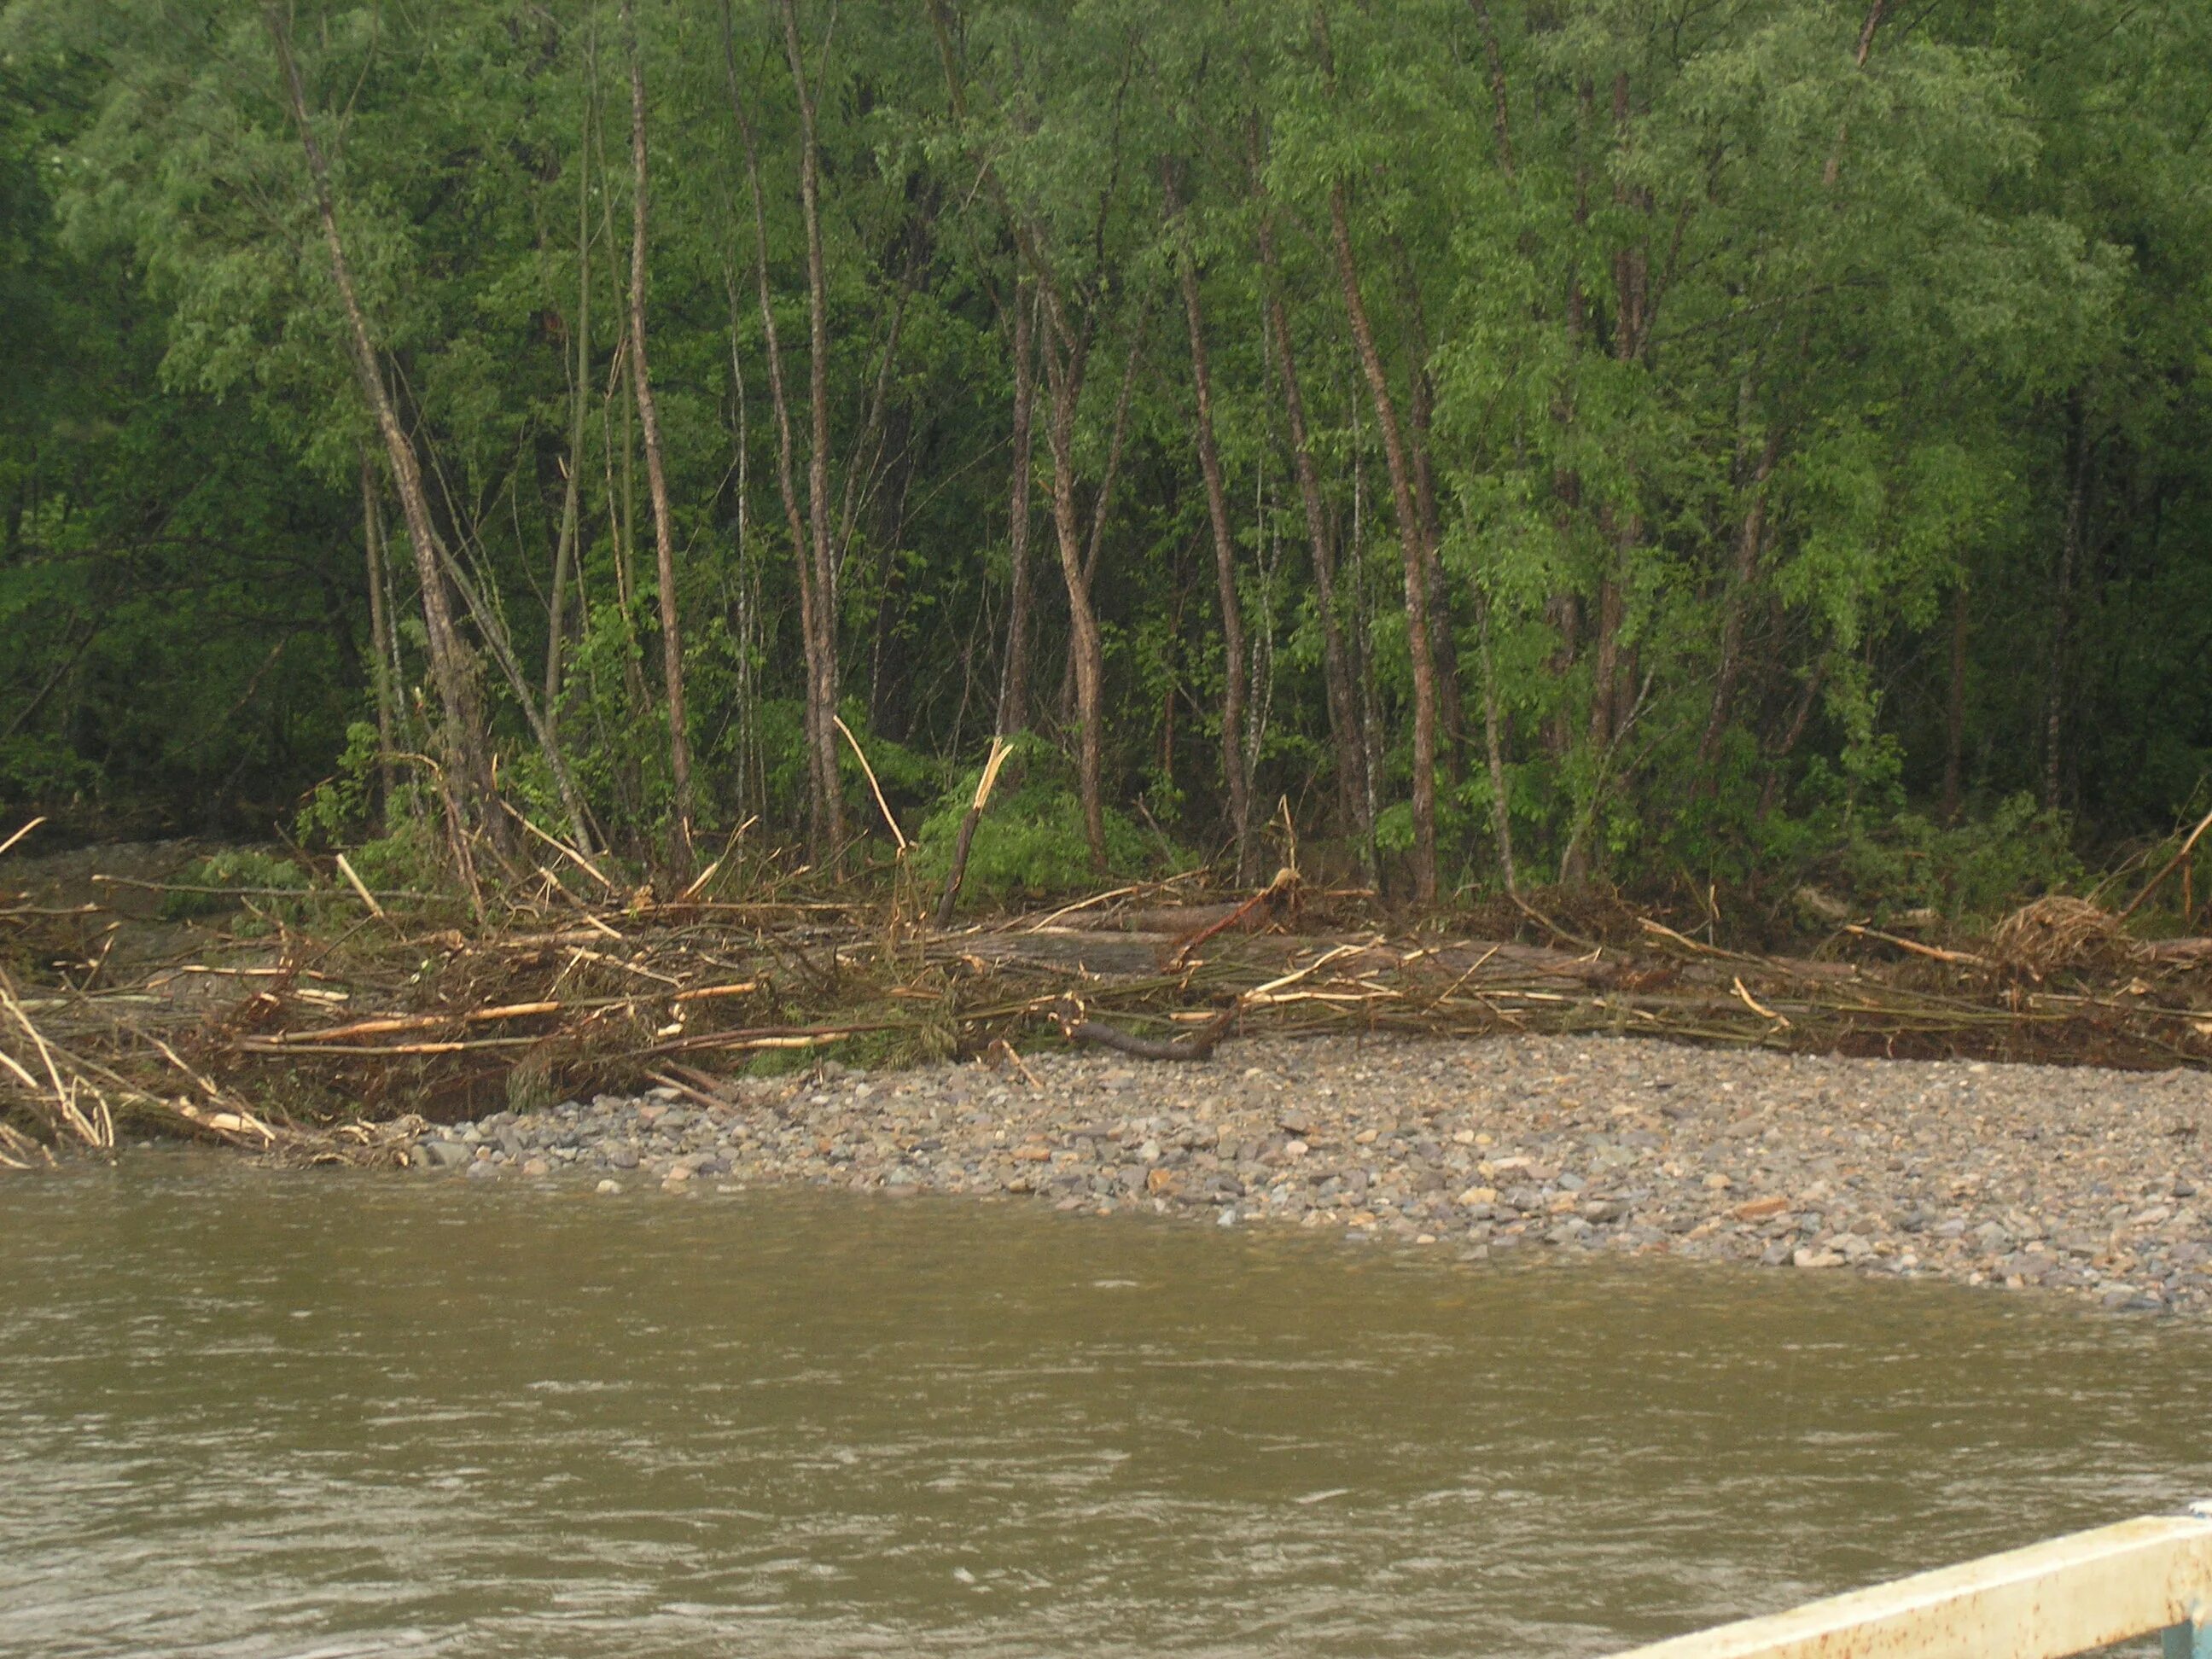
[
  {"xmin": 157, "ymin": 847, "xmax": 313, "ymax": 921},
  {"xmin": 294, "ymin": 722, "xmax": 384, "ymax": 847},
  {"xmin": 913, "ymin": 737, "xmax": 1161, "ymax": 902},
  {"xmin": 1830, "ymin": 795, "xmax": 2087, "ymax": 926},
  {"xmin": 0, "ymin": 0, "xmax": 2206, "ymax": 924}
]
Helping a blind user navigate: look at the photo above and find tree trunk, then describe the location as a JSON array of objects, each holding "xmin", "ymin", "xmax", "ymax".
[
  {"xmin": 782, "ymin": 0, "xmax": 845, "ymax": 864},
  {"xmin": 358, "ymin": 451, "xmax": 398, "ymax": 825},
  {"xmin": 1251, "ymin": 135, "xmax": 1369, "ymax": 873},
  {"xmin": 1699, "ymin": 425, "xmax": 1782, "ymax": 771},
  {"xmin": 2044, "ymin": 406, "xmax": 2091, "ymax": 812},
  {"xmin": 545, "ymin": 37, "xmax": 594, "ymax": 745},
  {"xmin": 1330, "ymin": 181, "xmax": 1437, "ymax": 905},
  {"xmin": 1040, "ymin": 329, "xmax": 1108, "ymax": 872},
  {"xmin": 267, "ymin": 8, "xmax": 504, "ymax": 853},
  {"xmin": 1390, "ymin": 235, "xmax": 1469, "ymax": 785},
  {"xmin": 625, "ymin": 0, "xmax": 695, "ymax": 876},
  {"xmin": 1942, "ymin": 579, "xmax": 1968, "ymax": 824},
  {"xmin": 1165, "ymin": 162, "xmax": 1252, "ymax": 882},
  {"xmin": 996, "ymin": 278, "xmax": 1039, "ymax": 737},
  {"xmin": 726, "ymin": 1, "xmax": 834, "ymax": 860},
  {"xmin": 1574, "ymin": 70, "xmax": 1650, "ymax": 875}
]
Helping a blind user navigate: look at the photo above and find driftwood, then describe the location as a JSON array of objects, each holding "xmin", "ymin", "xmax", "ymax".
[
  {"xmin": 1049, "ymin": 996, "xmax": 1238, "ymax": 1062},
  {"xmin": 15, "ymin": 835, "xmax": 2212, "ymax": 1171}
]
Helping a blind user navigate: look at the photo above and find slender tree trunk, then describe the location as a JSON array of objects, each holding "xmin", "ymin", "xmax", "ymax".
[
  {"xmin": 2045, "ymin": 406, "xmax": 2091, "ymax": 812},
  {"xmin": 359, "ymin": 451, "xmax": 398, "ymax": 824},
  {"xmin": 1545, "ymin": 79, "xmax": 1594, "ymax": 770},
  {"xmin": 996, "ymin": 279, "xmax": 1039, "ymax": 737},
  {"xmin": 726, "ymin": 1, "xmax": 833, "ymax": 859},
  {"xmin": 1041, "ymin": 329, "xmax": 1108, "ymax": 871},
  {"xmin": 1472, "ymin": 603, "xmax": 1517, "ymax": 893},
  {"xmin": 1701, "ymin": 3, "xmax": 1884, "ymax": 786},
  {"xmin": 1390, "ymin": 230, "xmax": 1516, "ymax": 888},
  {"xmin": 1251, "ymin": 134, "xmax": 1369, "ymax": 872},
  {"xmin": 546, "ymin": 37, "xmax": 595, "ymax": 741},
  {"xmin": 1699, "ymin": 425, "xmax": 1782, "ymax": 771},
  {"xmin": 1572, "ymin": 70, "xmax": 1651, "ymax": 876},
  {"xmin": 1051, "ymin": 303, "xmax": 1144, "ymax": 826},
  {"xmin": 624, "ymin": 0, "xmax": 695, "ymax": 876},
  {"xmin": 1390, "ymin": 235, "xmax": 1469, "ymax": 785},
  {"xmin": 782, "ymin": 0, "xmax": 845, "ymax": 864},
  {"xmin": 267, "ymin": 8, "xmax": 504, "ymax": 852},
  {"xmin": 1942, "ymin": 579, "xmax": 1969, "ymax": 824},
  {"xmin": 1165, "ymin": 162, "xmax": 1252, "ymax": 882},
  {"xmin": 1330, "ymin": 181, "xmax": 1437, "ymax": 905}
]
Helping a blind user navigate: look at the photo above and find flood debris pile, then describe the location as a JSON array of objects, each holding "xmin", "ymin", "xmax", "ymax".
[{"xmin": 7, "ymin": 838, "xmax": 2212, "ymax": 1172}]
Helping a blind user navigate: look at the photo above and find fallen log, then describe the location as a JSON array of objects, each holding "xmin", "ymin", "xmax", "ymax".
[{"xmin": 1049, "ymin": 995, "xmax": 1238, "ymax": 1061}]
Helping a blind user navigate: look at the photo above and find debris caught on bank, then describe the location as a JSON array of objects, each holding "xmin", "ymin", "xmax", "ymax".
[{"xmin": 8, "ymin": 830, "xmax": 2212, "ymax": 1168}]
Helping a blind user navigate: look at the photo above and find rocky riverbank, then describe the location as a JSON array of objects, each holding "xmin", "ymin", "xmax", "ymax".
[{"xmin": 414, "ymin": 1033, "xmax": 2212, "ymax": 1314}]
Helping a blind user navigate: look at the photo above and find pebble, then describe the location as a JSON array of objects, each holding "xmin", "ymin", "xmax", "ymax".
[{"xmin": 409, "ymin": 1033, "xmax": 2212, "ymax": 1316}]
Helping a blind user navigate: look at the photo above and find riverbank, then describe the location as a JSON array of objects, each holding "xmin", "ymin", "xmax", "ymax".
[{"xmin": 411, "ymin": 1033, "xmax": 2212, "ymax": 1315}]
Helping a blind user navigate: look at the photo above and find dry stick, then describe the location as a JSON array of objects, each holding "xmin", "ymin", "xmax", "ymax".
[
  {"xmin": 1050, "ymin": 995, "xmax": 1239, "ymax": 1062},
  {"xmin": 670, "ymin": 980, "xmax": 760, "ymax": 1004},
  {"xmin": 334, "ymin": 854, "xmax": 385, "ymax": 920},
  {"xmin": 833, "ymin": 716, "xmax": 908, "ymax": 853},
  {"xmin": 2118, "ymin": 802, "xmax": 2212, "ymax": 923},
  {"xmin": 1510, "ymin": 891, "xmax": 1603, "ymax": 955},
  {"xmin": 1637, "ymin": 917, "xmax": 1762, "ymax": 963},
  {"xmin": 1731, "ymin": 976, "xmax": 1791, "ymax": 1027},
  {"xmin": 1842, "ymin": 923, "xmax": 1991, "ymax": 968},
  {"xmin": 506, "ymin": 801, "xmax": 617, "ymax": 892},
  {"xmin": 646, "ymin": 1070, "xmax": 728, "ymax": 1112},
  {"xmin": 934, "ymin": 735, "xmax": 1014, "ymax": 929},
  {"xmin": 0, "ymin": 817, "xmax": 45, "ymax": 861},
  {"xmin": 236, "ymin": 1036, "xmax": 544, "ymax": 1057},
  {"xmin": 1167, "ymin": 867, "xmax": 1298, "ymax": 969}
]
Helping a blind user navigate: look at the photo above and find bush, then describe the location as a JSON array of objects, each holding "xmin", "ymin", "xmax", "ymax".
[
  {"xmin": 911, "ymin": 736, "xmax": 1162, "ymax": 903},
  {"xmin": 158, "ymin": 847, "xmax": 315, "ymax": 922},
  {"xmin": 1831, "ymin": 794, "xmax": 2084, "ymax": 924}
]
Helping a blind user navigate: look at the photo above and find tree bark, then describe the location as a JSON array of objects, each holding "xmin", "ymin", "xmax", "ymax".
[
  {"xmin": 781, "ymin": 0, "xmax": 846, "ymax": 865},
  {"xmin": 545, "ymin": 32, "xmax": 594, "ymax": 747},
  {"xmin": 1699, "ymin": 423, "xmax": 1782, "ymax": 771},
  {"xmin": 2045, "ymin": 405, "xmax": 2091, "ymax": 812},
  {"xmin": 358, "ymin": 451, "xmax": 398, "ymax": 824},
  {"xmin": 1389, "ymin": 229, "xmax": 1516, "ymax": 889},
  {"xmin": 1250, "ymin": 126, "xmax": 1370, "ymax": 872},
  {"xmin": 1040, "ymin": 323, "xmax": 1108, "ymax": 871},
  {"xmin": 726, "ymin": 1, "xmax": 835, "ymax": 860},
  {"xmin": 625, "ymin": 0, "xmax": 695, "ymax": 876},
  {"xmin": 1329, "ymin": 180, "xmax": 1438, "ymax": 905},
  {"xmin": 1165, "ymin": 161, "xmax": 1252, "ymax": 882},
  {"xmin": 1942, "ymin": 579, "xmax": 1968, "ymax": 824},
  {"xmin": 267, "ymin": 7, "xmax": 504, "ymax": 852},
  {"xmin": 1389, "ymin": 235, "xmax": 1470, "ymax": 784},
  {"xmin": 995, "ymin": 278, "xmax": 1039, "ymax": 737}
]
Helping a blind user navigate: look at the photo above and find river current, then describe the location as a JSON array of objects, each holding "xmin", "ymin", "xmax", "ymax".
[{"xmin": 3, "ymin": 1155, "xmax": 2207, "ymax": 1657}]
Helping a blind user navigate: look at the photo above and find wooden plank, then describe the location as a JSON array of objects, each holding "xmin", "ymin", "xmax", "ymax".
[{"xmin": 1613, "ymin": 1512, "xmax": 2212, "ymax": 1659}]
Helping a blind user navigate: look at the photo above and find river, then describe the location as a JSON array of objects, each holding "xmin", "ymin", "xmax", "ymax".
[{"xmin": 3, "ymin": 1155, "xmax": 2206, "ymax": 1657}]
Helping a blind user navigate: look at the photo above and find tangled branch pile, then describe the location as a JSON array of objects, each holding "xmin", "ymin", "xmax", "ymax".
[{"xmin": 9, "ymin": 841, "xmax": 2212, "ymax": 1172}]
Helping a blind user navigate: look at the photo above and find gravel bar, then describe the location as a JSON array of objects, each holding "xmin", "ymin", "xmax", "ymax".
[{"xmin": 417, "ymin": 1033, "xmax": 2212, "ymax": 1314}]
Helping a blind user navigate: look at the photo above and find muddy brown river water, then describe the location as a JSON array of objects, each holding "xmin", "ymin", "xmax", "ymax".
[{"xmin": 3, "ymin": 1155, "xmax": 2209, "ymax": 1658}]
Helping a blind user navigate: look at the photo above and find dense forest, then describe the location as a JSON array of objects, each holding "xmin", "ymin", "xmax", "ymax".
[{"xmin": 1, "ymin": 0, "xmax": 2208, "ymax": 912}]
